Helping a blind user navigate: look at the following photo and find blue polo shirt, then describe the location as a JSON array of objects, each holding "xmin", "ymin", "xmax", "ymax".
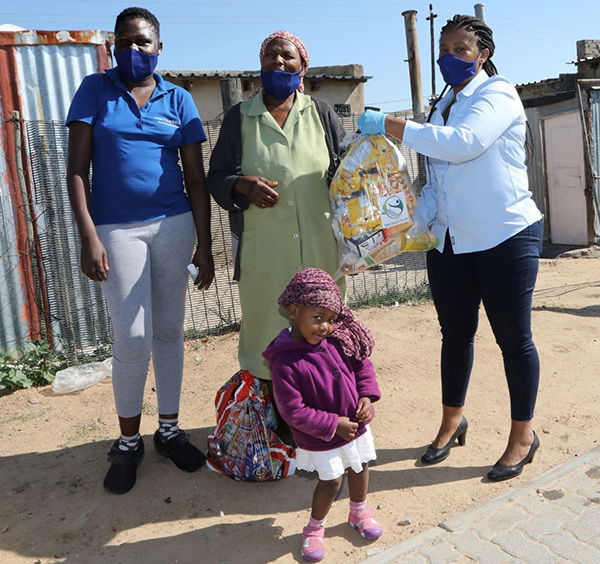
[{"xmin": 66, "ymin": 68, "xmax": 206, "ymax": 225}]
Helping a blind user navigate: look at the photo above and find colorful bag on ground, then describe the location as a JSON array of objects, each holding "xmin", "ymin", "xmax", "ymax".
[
  {"xmin": 206, "ymin": 369, "xmax": 296, "ymax": 481},
  {"xmin": 330, "ymin": 133, "xmax": 438, "ymax": 276}
]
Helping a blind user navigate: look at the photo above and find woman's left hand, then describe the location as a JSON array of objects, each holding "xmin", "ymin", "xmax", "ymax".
[
  {"xmin": 355, "ymin": 397, "xmax": 373, "ymax": 423},
  {"xmin": 191, "ymin": 247, "xmax": 215, "ymax": 290}
]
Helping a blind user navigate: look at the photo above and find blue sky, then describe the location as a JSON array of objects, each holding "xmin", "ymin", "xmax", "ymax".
[{"xmin": 2, "ymin": 1, "xmax": 600, "ymax": 112}]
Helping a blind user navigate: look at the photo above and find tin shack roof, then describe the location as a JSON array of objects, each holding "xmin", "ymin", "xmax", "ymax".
[{"xmin": 160, "ymin": 64, "xmax": 371, "ymax": 83}]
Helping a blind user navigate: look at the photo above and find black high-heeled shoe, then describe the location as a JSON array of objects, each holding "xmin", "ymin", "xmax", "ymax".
[
  {"xmin": 487, "ymin": 431, "xmax": 539, "ymax": 482},
  {"xmin": 420, "ymin": 417, "xmax": 468, "ymax": 464}
]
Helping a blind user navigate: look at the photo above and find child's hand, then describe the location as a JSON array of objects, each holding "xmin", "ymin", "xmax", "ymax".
[
  {"xmin": 356, "ymin": 397, "xmax": 373, "ymax": 423},
  {"xmin": 336, "ymin": 416, "xmax": 359, "ymax": 441}
]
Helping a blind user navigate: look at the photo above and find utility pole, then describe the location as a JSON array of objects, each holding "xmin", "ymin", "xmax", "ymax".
[
  {"xmin": 426, "ymin": 3, "xmax": 438, "ymax": 103},
  {"xmin": 401, "ymin": 9, "xmax": 425, "ymax": 122},
  {"xmin": 219, "ymin": 77, "xmax": 242, "ymax": 114},
  {"xmin": 474, "ymin": 3, "xmax": 486, "ymax": 21}
]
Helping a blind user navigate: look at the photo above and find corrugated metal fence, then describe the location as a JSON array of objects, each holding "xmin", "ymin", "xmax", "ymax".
[
  {"xmin": 0, "ymin": 116, "xmax": 31, "ymax": 350},
  {"xmin": 1, "ymin": 115, "xmax": 428, "ymax": 359}
]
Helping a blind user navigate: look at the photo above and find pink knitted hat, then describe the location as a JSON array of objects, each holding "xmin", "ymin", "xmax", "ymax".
[{"xmin": 278, "ymin": 268, "xmax": 374, "ymax": 360}]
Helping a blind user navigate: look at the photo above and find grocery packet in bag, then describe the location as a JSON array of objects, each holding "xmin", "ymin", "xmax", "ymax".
[
  {"xmin": 206, "ymin": 370, "xmax": 296, "ymax": 481},
  {"xmin": 330, "ymin": 133, "xmax": 438, "ymax": 276}
]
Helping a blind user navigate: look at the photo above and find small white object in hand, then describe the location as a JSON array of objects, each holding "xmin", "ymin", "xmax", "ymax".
[{"xmin": 187, "ymin": 263, "xmax": 199, "ymax": 282}]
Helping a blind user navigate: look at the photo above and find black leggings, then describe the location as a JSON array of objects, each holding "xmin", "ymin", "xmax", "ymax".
[{"xmin": 427, "ymin": 221, "xmax": 543, "ymax": 421}]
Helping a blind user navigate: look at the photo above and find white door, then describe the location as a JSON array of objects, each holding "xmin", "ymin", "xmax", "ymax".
[{"xmin": 544, "ymin": 112, "xmax": 587, "ymax": 245}]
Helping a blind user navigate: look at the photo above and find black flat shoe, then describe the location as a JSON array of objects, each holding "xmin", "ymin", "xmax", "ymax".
[
  {"xmin": 103, "ymin": 437, "xmax": 145, "ymax": 494},
  {"xmin": 420, "ymin": 417, "xmax": 468, "ymax": 464},
  {"xmin": 154, "ymin": 429, "xmax": 206, "ymax": 472},
  {"xmin": 487, "ymin": 432, "xmax": 539, "ymax": 482}
]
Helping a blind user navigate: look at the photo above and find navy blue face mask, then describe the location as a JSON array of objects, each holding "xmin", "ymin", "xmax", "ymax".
[
  {"xmin": 260, "ymin": 69, "xmax": 301, "ymax": 100},
  {"xmin": 114, "ymin": 48, "xmax": 159, "ymax": 83},
  {"xmin": 437, "ymin": 52, "xmax": 479, "ymax": 87}
]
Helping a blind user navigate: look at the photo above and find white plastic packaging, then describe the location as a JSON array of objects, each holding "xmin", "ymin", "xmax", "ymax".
[
  {"xmin": 52, "ymin": 357, "xmax": 112, "ymax": 394},
  {"xmin": 187, "ymin": 263, "xmax": 199, "ymax": 282}
]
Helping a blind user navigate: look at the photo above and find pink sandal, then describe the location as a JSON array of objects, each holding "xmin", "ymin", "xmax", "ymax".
[
  {"xmin": 301, "ymin": 525, "xmax": 325, "ymax": 562},
  {"xmin": 348, "ymin": 506, "xmax": 383, "ymax": 540}
]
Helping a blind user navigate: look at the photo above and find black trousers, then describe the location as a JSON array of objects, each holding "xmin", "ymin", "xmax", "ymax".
[{"xmin": 427, "ymin": 220, "xmax": 543, "ymax": 421}]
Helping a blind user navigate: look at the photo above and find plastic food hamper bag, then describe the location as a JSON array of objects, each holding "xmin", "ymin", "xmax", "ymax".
[
  {"xmin": 207, "ymin": 370, "xmax": 296, "ymax": 481},
  {"xmin": 330, "ymin": 133, "xmax": 438, "ymax": 275}
]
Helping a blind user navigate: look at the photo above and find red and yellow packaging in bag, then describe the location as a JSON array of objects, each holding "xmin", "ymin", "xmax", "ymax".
[{"xmin": 330, "ymin": 134, "xmax": 438, "ymax": 276}]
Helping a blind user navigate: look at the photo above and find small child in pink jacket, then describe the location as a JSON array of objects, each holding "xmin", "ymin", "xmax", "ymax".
[{"xmin": 263, "ymin": 268, "xmax": 382, "ymax": 562}]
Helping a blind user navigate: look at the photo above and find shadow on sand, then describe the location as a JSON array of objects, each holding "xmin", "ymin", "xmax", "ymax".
[{"xmin": 0, "ymin": 429, "xmax": 488, "ymax": 563}]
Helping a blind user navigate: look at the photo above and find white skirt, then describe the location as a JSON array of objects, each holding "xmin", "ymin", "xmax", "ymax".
[{"xmin": 296, "ymin": 426, "xmax": 376, "ymax": 481}]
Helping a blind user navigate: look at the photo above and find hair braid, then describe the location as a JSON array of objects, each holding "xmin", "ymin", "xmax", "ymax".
[{"xmin": 441, "ymin": 14, "xmax": 497, "ymax": 76}]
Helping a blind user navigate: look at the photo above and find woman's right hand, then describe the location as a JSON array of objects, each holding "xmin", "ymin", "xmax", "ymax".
[
  {"xmin": 80, "ymin": 235, "xmax": 109, "ymax": 281},
  {"xmin": 234, "ymin": 176, "xmax": 279, "ymax": 208},
  {"xmin": 335, "ymin": 416, "xmax": 359, "ymax": 441}
]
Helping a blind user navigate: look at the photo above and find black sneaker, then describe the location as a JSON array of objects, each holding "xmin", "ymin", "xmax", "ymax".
[
  {"xmin": 103, "ymin": 437, "xmax": 145, "ymax": 494},
  {"xmin": 153, "ymin": 429, "xmax": 206, "ymax": 472}
]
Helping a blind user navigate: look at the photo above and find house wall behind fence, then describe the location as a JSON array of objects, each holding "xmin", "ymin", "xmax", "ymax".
[{"xmin": 4, "ymin": 115, "xmax": 428, "ymax": 359}]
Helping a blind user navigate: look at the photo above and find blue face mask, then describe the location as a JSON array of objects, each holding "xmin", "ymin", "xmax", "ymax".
[
  {"xmin": 437, "ymin": 52, "xmax": 479, "ymax": 87},
  {"xmin": 114, "ymin": 48, "xmax": 159, "ymax": 83},
  {"xmin": 260, "ymin": 69, "xmax": 301, "ymax": 100}
]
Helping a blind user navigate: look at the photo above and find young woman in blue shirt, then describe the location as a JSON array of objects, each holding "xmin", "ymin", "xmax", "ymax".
[
  {"xmin": 359, "ymin": 15, "xmax": 543, "ymax": 482},
  {"xmin": 67, "ymin": 7, "xmax": 214, "ymax": 494}
]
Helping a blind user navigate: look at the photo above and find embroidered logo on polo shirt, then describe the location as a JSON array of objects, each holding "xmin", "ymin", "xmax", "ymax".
[{"xmin": 154, "ymin": 117, "xmax": 181, "ymax": 129}]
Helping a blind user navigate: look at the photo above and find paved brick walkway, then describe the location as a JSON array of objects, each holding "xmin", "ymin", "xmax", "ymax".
[{"xmin": 363, "ymin": 446, "xmax": 600, "ymax": 563}]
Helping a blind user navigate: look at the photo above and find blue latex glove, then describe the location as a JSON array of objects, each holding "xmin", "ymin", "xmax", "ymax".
[{"xmin": 358, "ymin": 109, "xmax": 387, "ymax": 134}]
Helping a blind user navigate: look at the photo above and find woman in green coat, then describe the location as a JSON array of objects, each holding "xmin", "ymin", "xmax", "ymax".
[{"xmin": 207, "ymin": 30, "xmax": 345, "ymax": 382}]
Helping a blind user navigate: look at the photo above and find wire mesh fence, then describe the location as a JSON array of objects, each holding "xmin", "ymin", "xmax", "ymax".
[
  {"xmin": 26, "ymin": 122, "xmax": 112, "ymax": 354},
  {"xmin": 0, "ymin": 114, "xmax": 56, "ymax": 353},
  {"xmin": 0, "ymin": 115, "xmax": 429, "ymax": 360}
]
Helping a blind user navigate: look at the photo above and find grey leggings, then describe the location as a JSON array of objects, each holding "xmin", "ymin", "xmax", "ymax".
[{"xmin": 97, "ymin": 212, "xmax": 195, "ymax": 418}]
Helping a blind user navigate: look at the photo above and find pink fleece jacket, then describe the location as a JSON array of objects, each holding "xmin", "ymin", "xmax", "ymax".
[{"xmin": 263, "ymin": 329, "xmax": 381, "ymax": 451}]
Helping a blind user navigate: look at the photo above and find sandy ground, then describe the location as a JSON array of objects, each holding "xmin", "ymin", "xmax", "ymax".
[{"xmin": 0, "ymin": 256, "xmax": 599, "ymax": 564}]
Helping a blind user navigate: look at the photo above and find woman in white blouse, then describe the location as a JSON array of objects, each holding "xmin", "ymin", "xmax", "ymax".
[{"xmin": 359, "ymin": 14, "xmax": 543, "ymax": 482}]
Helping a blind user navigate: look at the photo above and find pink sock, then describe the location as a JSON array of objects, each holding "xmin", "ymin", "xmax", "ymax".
[
  {"xmin": 349, "ymin": 500, "xmax": 367, "ymax": 512},
  {"xmin": 306, "ymin": 516, "xmax": 326, "ymax": 531}
]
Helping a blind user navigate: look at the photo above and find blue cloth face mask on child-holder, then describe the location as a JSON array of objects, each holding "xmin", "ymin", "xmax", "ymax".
[
  {"xmin": 261, "ymin": 69, "xmax": 301, "ymax": 100},
  {"xmin": 436, "ymin": 52, "xmax": 479, "ymax": 87},
  {"xmin": 114, "ymin": 48, "xmax": 159, "ymax": 83}
]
